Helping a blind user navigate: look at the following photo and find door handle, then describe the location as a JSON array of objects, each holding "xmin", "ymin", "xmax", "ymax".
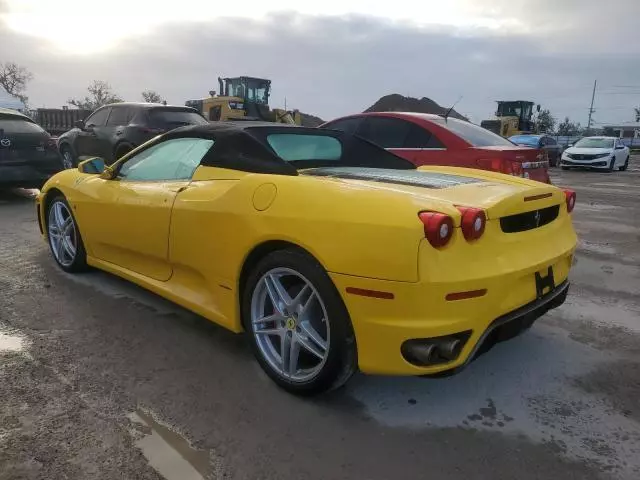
[{"xmin": 115, "ymin": 130, "xmax": 123, "ymax": 136}]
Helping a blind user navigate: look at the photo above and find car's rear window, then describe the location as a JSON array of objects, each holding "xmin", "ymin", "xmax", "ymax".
[
  {"xmin": 266, "ymin": 134, "xmax": 342, "ymax": 161},
  {"xmin": 432, "ymin": 117, "xmax": 515, "ymax": 147},
  {"xmin": 0, "ymin": 116, "xmax": 46, "ymax": 134},
  {"xmin": 148, "ymin": 109, "xmax": 208, "ymax": 127},
  {"xmin": 510, "ymin": 135, "xmax": 539, "ymax": 146}
]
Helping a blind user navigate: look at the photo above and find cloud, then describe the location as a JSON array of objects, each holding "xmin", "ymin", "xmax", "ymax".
[{"xmin": 1, "ymin": 6, "xmax": 639, "ymax": 125}]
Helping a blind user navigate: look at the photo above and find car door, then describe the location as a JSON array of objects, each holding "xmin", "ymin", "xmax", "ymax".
[
  {"xmin": 74, "ymin": 107, "xmax": 111, "ymax": 161},
  {"xmin": 73, "ymin": 136, "xmax": 214, "ymax": 281},
  {"xmin": 614, "ymin": 139, "xmax": 627, "ymax": 165},
  {"xmin": 104, "ymin": 105, "xmax": 133, "ymax": 162}
]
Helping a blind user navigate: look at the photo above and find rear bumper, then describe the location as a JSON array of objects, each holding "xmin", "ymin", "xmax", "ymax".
[
  {"xmin": 0, "ymin": 162, "xmax": 62, "ymax": 188},
  {"xmin": 330, "ymin": 244, "xmax": 575, "ymax": 376}
]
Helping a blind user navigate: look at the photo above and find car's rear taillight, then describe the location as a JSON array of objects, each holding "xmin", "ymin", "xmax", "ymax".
[
  {"xmin": 477, "ymin": 158, "xmax": 523, "ymax": 177},
  {"xmin": 457, "ymin": 207, "xmax": 486, "ymax": 241},
  {"xmin": 563, "ymin": 189, "xmax": 576, "ymax": 213},
  {"xmin": 419, "ymin": 212, "xmax": 454, "ymax": 248}
]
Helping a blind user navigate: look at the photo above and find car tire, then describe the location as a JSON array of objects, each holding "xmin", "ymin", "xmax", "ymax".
[
  {"xmin": 46, "ymin": 195, "xmax": 89, "ymax": 273},
  {"xmin": 607, "ymin": 157, "xmax": 615, "ymax": 173},
  {"xmin": 619, "ymin": 156, "xmax": 629, "ymax": 171},
  {"xmin": 60, "ymin": 145, "xmax": 76, "ymax": 170},
  {"xmin": 561, "ymin": 166, "xmax": 569, "ymax": 171},
  {"xmin": 242, "ymin": 248, "xmax": 357, "ymax": 396}
]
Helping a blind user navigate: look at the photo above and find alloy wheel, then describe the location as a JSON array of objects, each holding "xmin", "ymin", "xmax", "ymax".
[
  {"xmin": 250, "ymin": 268, "xmax": 330, "ymax": 382},
  {"xmin": 48, "ymin": 201, "xmax": 77, "ymax": 267}
]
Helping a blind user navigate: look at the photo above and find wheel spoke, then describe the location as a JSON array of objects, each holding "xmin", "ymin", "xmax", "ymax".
[
  {"xmin": 287, "ymin": 337, "xmax": 300, "ymax": 376},
  {"xmin": 280, "ymin": 332, "xmax": 296, "ymax": 376},
  {"xmin": 299, "ymin": 320, "xmax": 327, "ymax": 353},
  {"xmin": 296, "ymin": 333, "xmax": 325, "ymax": 360},
  {"xmin": 253, "ymin": 314, "xmax": 282, "ymax": 325},
  {"xmin": 265, "ymin": 274, "xmax": 292, "ymax": 311},
  {"xmin": 255, "ymin": 327, "xmax": 283, "ymax": 336},
  {"xmin": 292, "ymin": 284, "xmax": 313, "ymax": 312},
  {"xmin": 53, "ymin": 202, "xmax": 65, "ymax": 228},
  {"xmin": 55, "ymin": 235, "xmax": 66, "ymax": 260},
  {"xmin": 62, "ymin": 237, "xmax": 76, "ymax": 258}
]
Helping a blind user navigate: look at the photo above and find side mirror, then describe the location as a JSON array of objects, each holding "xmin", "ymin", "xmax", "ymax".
[
  {"xmin": 77, "ymin": 157, "xmax": 106, "ymax": 174},
  {"xmin": 615, "ymin": 145, "xmax": 625, "ymax": 149},
  {"xmin": 74, "ymin": 119, "xmax": 85, "ymax": 130}
]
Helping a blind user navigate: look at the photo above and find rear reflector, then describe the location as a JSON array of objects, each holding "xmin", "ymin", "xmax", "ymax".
[
  {"xmin": 445, "ymin": 289, "xmax": 487, "ymax": 301},
  {"xmin": 418, "ymin": 211, "xmax": 454, "ymax": 248},
  {"xmin": 563, "ymin": 189, "xmax": 576, "ymax": 213},
  {"xmin": 524, "ymin": 193, "xmax": 553, "ymax": 202},
  {"xmin": 346, "ymin": 287, "xmax": 394, "ymax": 300}
]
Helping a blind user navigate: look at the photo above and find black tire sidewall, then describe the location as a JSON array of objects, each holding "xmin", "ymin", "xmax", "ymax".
[
  {"xmin": 46, "ymin": 195, "xmax": 88, "ymax": 273},
  {"xmin": 242, "ymin": 249, "xmax": 356, "ymax": 395}
]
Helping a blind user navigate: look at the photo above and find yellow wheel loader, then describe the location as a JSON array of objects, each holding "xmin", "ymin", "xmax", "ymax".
[
  {"xmin": 480, "ymin": 100, "xmax": 540, "ymax": 137},
  {"xmin": 186, "ymin": 76, "xmax": 302, "ymax": 125}
]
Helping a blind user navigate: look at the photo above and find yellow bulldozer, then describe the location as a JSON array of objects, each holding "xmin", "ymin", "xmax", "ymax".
[
  {"xmin": 186, "ymin": 76, "xmax": 302, "ymax": 125},
  {"xmin": 480, "ymin": 100, "xmax": 541, "ymax": 137}
]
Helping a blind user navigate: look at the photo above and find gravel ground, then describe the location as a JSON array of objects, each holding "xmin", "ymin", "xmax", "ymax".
[{"xmin": 0, "ymin": 157, "xmax": 638, "ymax": 480}]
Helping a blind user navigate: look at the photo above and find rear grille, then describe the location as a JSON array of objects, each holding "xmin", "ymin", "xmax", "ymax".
[{"xmin": 500, "ymin": 205, "xmax": 559, "ymax": 233}]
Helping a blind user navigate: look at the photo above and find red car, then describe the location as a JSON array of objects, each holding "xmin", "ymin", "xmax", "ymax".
[{"xmin": 320, "ymin": 112, "xmax": 550, "ymax": 183}]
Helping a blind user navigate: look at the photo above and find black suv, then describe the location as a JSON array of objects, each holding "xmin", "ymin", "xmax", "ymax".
[{"xmin": 57, "ymin": 103, "xmax": 208, "ymax": 168}]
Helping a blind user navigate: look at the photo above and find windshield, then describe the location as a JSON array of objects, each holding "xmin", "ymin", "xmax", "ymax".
[
  {"xmin": 148, "ymin": 109, "xmax": 207, "ymax": 127},
  {"xmin": 432, "ymin": 117, "xmax": 515, "ymax": 147},
  {"xmin": 509, "ymin": 135, "xmax": 540, "ymax": 146},
  {"xmin": 573, "ymin": 138, "xmax": 614, "ymax": 149}
]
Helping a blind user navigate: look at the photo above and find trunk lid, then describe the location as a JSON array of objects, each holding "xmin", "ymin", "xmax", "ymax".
[
  {"xmin": 473, "ymin": 145, "xmax": 550, "ymax": 183},
  {"xmin": 302, "ymin": 166, "xmax": 562, "ymax": 221}
]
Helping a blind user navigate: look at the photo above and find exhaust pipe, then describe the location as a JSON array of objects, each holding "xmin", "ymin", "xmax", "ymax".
[
  {"xmin": 401, "ymin": 331, "xmax": 471, "ymax": 367},
  {"xmin": 437, "ymin": 339, "xmax": 461, "ymax": 360}
]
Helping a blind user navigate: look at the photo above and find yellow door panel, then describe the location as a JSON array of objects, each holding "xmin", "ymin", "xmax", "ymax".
[{"xmin": 99, "ymin": 180, "xmax": 186, "ymax": 281}]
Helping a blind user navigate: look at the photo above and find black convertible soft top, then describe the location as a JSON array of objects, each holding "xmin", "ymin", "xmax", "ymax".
[{"xmin": 161, "ymin": 121, "xmax": 416, "ymax": 175}]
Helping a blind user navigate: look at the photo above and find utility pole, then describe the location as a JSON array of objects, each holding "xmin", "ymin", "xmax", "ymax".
[{"xmin": 587, "ymin": 79, "xmax": 597, "ymax": 133}]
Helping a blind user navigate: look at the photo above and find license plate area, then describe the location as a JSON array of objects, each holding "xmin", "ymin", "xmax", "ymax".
[{"xmin": 535, "ymin": 266, "xmax": 555, "ymax": 298}]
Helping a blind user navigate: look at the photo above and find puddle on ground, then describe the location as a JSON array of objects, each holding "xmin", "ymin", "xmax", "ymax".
[
  {"xmin": 0, "ymin": 331, "xmax": 27, "ymax": 353},
  {"xmin": 128, "ymin": 409, "xmax": 210, "ymax": 480}
]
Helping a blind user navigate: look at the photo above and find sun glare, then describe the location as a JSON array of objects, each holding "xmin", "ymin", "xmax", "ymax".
[{"xmin": 2, "ymin": 0, "xmax": 522, "ymax": 54}]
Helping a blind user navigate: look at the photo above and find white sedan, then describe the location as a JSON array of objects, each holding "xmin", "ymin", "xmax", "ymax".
[{"xmin": 560, "ymin": 137, "xmax": 630, "ymax": 172}]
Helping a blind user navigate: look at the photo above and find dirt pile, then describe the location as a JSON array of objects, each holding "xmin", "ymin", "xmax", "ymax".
[{"xmin": 364, "ymin": 94, "xmax": 467, "ymax": 120}]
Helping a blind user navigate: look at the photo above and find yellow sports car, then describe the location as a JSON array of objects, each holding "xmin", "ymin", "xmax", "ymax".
[{"xmin": 36, "ymin": 123, "xmax": 578, "ymax": 395}]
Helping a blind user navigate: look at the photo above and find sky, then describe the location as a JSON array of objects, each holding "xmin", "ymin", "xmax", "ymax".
[{"xmin": 1, "ymin": 0, "xmax": 639, "ymax": 126}]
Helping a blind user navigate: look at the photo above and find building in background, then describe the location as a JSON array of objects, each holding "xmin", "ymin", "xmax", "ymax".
[{"xmin": 603, "ymin": 122, "xmax": 640, "ymax": 139}]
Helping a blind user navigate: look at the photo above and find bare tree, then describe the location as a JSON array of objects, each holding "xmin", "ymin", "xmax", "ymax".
[
  {"xmin": 0, "ymin": 62, "xmax": 33, "ymax": 107},
  {"xmin": 535, "ymin": 109, "xmax": 556, "ymax": 133},
  {"xmin": 68, "ymin": 80, "xmax": 123, "ymax": 111},
  {"xmin": 141, "ymin": 90, "xmax": 165, "ymax": 104},
  {"xmin": 634, "ymin": 106, "xmax": 640, "ymax": 122}
]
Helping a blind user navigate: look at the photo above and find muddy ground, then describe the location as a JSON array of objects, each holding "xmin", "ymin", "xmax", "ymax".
[{"xmin": 1, "ymin": 158, "xmax": 639, "ymax": 480}]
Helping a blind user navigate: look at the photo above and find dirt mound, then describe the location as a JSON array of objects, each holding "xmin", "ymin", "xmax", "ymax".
[
  {"xmin": 364, "ymin": 94, "xmax": 467, "ymax": 120},
  {"xmin": 299, "ymin": 112, "xmax": 325, "ymax": 127}
]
